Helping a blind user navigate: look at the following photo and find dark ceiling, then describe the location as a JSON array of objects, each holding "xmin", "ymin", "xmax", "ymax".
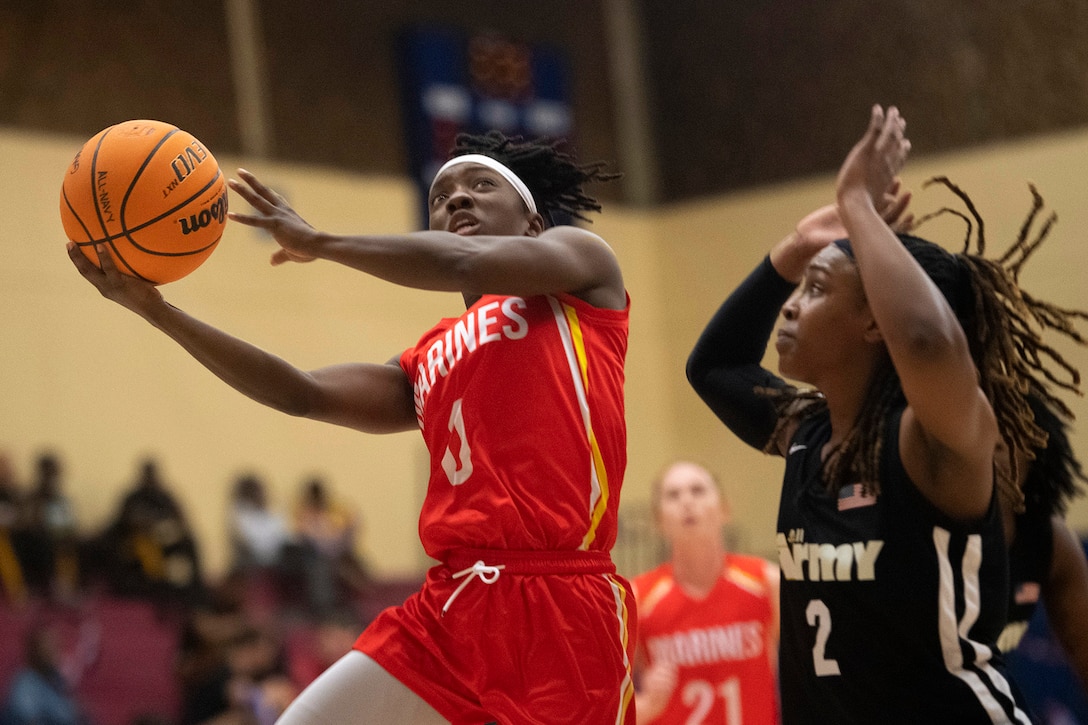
[{"xmin": 4, "ymin": 0, "xmax": 1087, "ymax": 206}]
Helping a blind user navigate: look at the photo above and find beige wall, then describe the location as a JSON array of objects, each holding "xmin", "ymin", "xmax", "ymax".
[
  {"xmin": 4, "ymin": 125, "xmax": 1088, "ymax": 579},
  {"xmin": 655, "ymin": 128, "xmax": 1088, "ymax": 560}
]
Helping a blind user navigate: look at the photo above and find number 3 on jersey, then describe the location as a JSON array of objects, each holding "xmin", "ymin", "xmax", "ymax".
[{"xmin": 442, "ymin": 398, "xmax": 473, "ymax": 485}]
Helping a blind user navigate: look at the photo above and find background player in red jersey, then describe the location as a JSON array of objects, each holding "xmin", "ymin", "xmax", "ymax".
[
  {"xmin": 633, "ymin": 461, "xmax": 779, "ymax": 724},
  {"xmin": 68, "ymin": 132, "xmax": 635, "ymax": 724}
]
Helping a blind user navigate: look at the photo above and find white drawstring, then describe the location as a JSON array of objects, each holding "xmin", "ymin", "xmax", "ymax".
[{"xmin": 441, "ymin": 560, "xmax": 505, "ymax": 616}]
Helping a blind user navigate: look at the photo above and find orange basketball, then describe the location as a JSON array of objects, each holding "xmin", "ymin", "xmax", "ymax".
[{"xmin": 60, "ymin": 119, "xmax": 228, "ymax": 285}]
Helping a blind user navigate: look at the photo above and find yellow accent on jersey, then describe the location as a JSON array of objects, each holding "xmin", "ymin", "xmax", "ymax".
[
  {"xmin": 608, "ymin": 574, "xmax": 635, "ymax": 725},
  {"xmin": 636, "ymin": 575, "xmax": 676, "ymax": 619},
  {"xmin": 563, "ymin": 301, "xmax": 611, "ymax": 550},
  {"xmin": 726, "ymin": 563, "xmax": 769, "ymax": 598}
]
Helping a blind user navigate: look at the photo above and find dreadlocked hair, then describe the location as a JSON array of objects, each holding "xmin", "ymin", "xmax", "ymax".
[
  {"xmin": 762, "ymin": 179, "xmax": 1087, "ymax": 511},
  {"xmin": 913, "ymin": 176, "xmax": 1088, "ymax": 513},
  {"xmin": 449, "ymin": 131, "xmax": 619, "ymax": 226},
  {"xmin": 1022, "ymin": 386, "xmax": 1087, "ymax": 517}
]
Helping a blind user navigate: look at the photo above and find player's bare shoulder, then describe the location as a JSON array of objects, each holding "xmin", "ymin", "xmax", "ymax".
[{"xmin": 541, "ymin": 225, "xmax": 625, "ymax": 309}]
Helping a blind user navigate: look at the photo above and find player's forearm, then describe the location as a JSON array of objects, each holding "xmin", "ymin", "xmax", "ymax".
[
  {"xmin": 314, "ymin": 230, "xmax": 482, "ymax": 292},
  {"xmin": 687, "ymin": 254, "xmax": 793, "ymax": 450},
  {"xmin": 688, "ymin": 255, "xmax": 794, "ymax": 375},
  {"xmin": 839, "ymin": 194, "xmax": 964, "ymax": 354},
  {"xmin": 142, "ymin": 301, "xmax": 318, "ymax": 416}
]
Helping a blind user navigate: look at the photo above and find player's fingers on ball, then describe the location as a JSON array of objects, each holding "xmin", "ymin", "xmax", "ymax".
[
  {"xmin": 95, "ymin": 244, "xmax": 120, "ymax": 274},
  {"xmin": 66, "ymin": 243, "xmax": 96, "ymax": 275},
  {"xmin": 66, "ymin": 241, "xmax": 85, "ymax": 263}
]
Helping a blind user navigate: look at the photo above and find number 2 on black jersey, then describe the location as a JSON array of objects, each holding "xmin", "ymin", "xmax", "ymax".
[{"xmin": 805, "ymin": 599, "xmax": 841, "ymax": 676}]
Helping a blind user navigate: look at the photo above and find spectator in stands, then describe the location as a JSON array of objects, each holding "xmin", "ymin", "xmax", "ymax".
[
  {"xmin": 176, "ymin": 575, "xmax": 251, "ymax": 725},
  {"xmin": 102, "ymin": 456, "xmax": 204, "ymax": 605},
  {"xmin": 228, "ymin": 472, "xmax": 293, "ymax": 575},
  {"xmin": 22, "ymin": 452, "xmax": 79, "ymax": 602},
  {"xmin": 0, "ymin": 452, "xmax": 28, "ymax": 605},
  {"xmin": 294, "ymin": 476, "xmax": 371, "ymax": 614},
  {"xmin": 223, "ymin": 626, "xmax": 299, "ymax": 725},
  {"xmin": 0, "ymin": 622, "xmax": 87, "ymax": 725}
]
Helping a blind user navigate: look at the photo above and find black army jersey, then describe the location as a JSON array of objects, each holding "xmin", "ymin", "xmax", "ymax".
[{"xmin": 776, "ymin": 408, "xmax": 1032, "ymax": 724}]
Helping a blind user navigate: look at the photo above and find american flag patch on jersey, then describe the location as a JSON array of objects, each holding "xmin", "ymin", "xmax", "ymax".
[
  {"xmin": 838, "ymin": 483, "xmax": 877, "ymax": 511},
  {"xmin": 1014, "ymin": 581, "xmax": 1041, "ymax": 605}
]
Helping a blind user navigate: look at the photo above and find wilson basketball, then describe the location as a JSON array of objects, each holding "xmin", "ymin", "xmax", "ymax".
[{"xmin": 60, "ymin": 119, "xmax": 228, "ymax": 285}]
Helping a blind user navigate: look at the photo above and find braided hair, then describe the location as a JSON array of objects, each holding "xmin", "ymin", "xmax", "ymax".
[
  {"xmin": 1022, "ymin": 386, "xmax": 1087, "ymax": 518},
  {"xmin": 766, "ymin": 179, "xmax": 1087, "ymax": 513},
  {"xmin": 448, "ymin": 131, "xmax": 619, "ymax": 226}
]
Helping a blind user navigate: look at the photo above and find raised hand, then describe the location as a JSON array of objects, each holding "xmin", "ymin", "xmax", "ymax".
[
  {"xmin": 836, "ymin": 105, "xmax": 911, "ymax": 210},
  {"xmin": 772, "ymin": 180, "xmax": 913, "ymax": 282},
  {"xmin": 227, "ymin": 169, "xmax": 321, "ymax": 265},
  {"xmin": 883, "ymin": 180, "xmax": 916, "ymax": 234},
  {"xmin": 801, "ymin": 180, "xmax": 914, "ymax": 244}
]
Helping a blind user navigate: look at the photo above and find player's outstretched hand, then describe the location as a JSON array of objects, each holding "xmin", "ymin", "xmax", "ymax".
[
  {"xmin": 67, "ymin": 242, "xmax": 164, "ymax": 315},
  {"xmin": 227, "ymin": 169, "xmax": 321, "ymax": 266},
  {"xmin": 836, "ymin": 105, "xmax": 911, "ymax": 209}
]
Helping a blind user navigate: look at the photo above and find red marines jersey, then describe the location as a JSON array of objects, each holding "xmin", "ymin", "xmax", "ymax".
[
  {"xmin": 400, "ymin": 293, "xmax": 629, "ymax": 560},
  {"xmin": 633, "ymin": 554, "xmax": 779, "ymax": 725}
]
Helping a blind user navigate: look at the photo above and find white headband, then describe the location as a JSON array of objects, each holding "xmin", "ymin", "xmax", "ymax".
[{"xmin": 430, "ymin": 154, "xmax": 537, "ymax": 215}]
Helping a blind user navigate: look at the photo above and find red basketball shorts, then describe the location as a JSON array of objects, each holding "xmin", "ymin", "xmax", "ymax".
[{"xmin": 354, "ymin": 549, "xmax": 637, "ymax": 724}]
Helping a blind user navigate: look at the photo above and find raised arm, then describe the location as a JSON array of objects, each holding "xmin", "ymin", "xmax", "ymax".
[
  {"xmin": 67, "ymin": 243, "xmax": 416, "ymax": 434},
  {"xmin": 227, "ymin": 170, "xmax": 626, "ymax": 311},
  {"xmin": 836, "ymin": 105, "xmax": 997, "ymax": 518},
  {"xmin": 686, "ymin": 255, "xmax": 795, "ymax": 452},
  {"xmin": 687, "ymin": 190, "xmax": 912, "ymax": 454}
]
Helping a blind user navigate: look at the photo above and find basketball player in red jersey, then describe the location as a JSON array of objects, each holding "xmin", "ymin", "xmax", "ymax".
[
  {"xmin": 633, "ymin": 461, "xmax": 779, "ymax": 724},
  {"xmin": 67, "ymin": 132, "xmax": 634, "ymax": 724}
]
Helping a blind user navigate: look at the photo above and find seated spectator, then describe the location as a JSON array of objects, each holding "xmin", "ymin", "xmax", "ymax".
[
  {"xmin": 22, "ymin": 452, "xmax": 79, "ymax": 602},
  {"xmin": 228, "ymin": 473, "xmax": 292, "ymax": 575},
  {"xmin": 176, "ymin": 570, "xmax": 298, "ymax": 725},
  {"xmin": 223, "ymin": 626, "xmax": 298, "ymax": 725},
  {"xmin": 0, "ymin": 452, "xmax": 28, "ymax": 605},
  {"xmin": 0, "ymin": 622, "xmax": 88, "ymax": 725},
  {"xmin": 293, "ymin": 476, "xmax": 371, "ymax": 615},
  {"xmin": 176, "ymin": 576, "xmax": 250, "ymax": 725},
  {"xmin": 101, "ymin": 457, "xmax": 204, "ymax": 606}
]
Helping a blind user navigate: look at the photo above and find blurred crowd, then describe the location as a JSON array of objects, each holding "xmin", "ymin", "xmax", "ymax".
[{"xmin": 0, "ymin": 449, "xmax": 395, "ymax": 725}]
